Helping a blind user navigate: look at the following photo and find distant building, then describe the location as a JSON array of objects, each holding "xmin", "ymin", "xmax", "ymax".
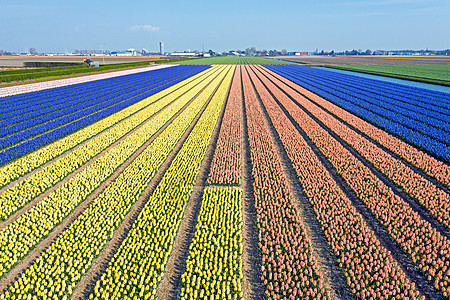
[
  {"xmin": 160, "ymin": 42, "xmax": 164, "ymax": 55},
  {"xmin": 169, "ymin": 52, "xmax": 197, "ymax": 57},
  {"xmin": 111, "ymin": 48, "xmax": 138, "ymax": 56}
]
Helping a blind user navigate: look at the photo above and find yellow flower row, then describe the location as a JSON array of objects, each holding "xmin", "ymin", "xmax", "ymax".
[
  {"xmin": 0, "ymin": 66, "xmax": 215, "ymax": 188},
  {"xmin": 0, "ymin": 67, "xmax": 220, "ymax": 221},
  {"xmin": 88, "ymin": 66, "xmax": 235, "ymax": 300},
  {"xmin": 0, "ymin": 66, "xmax": 226, "ymax": 281},
  {"xmin": 180, "ymin": 187, "xmax": 243, "ymax": 300},
  {"xmin": 0, "ymin": 65, "xmax": 229, "ymax": 299}
]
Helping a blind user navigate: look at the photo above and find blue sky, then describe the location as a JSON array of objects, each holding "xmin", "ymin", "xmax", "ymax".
[{"xmin": 1, "ymin": 0, "xmax": 449, "ymax": 53}]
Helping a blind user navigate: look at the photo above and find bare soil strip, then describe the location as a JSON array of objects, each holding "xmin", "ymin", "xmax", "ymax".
[
  {"xmin": 260, "ymin": 71, "xmax": 440, "ymax": 300},
  {"xmin": 239, "ymin": 65, "xmax": 266, "ymax": 300},
  {"xmin": 246, "ymin": 65, "xmax": 350, "ymax": 300},
  {"xmin": 204, "ymin": 184, "xmax": 239, "ymax": 189},
  {"xmin": 0, "ymin": 73, "xmax": 217, "ymax": 294},
  {"xmin": 155, "ymin": 67, "xmax": 233, "ymax": 300},
  {"xmin": 71, "ymin": 69, "xmax": 227, "ymax": 300}
]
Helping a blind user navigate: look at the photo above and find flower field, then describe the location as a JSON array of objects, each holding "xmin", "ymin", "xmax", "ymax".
[
  {"xmin": 327, "ymin": 64, "xmax": 450, "ymax": 86},
  {"xmin": 0, "ymin": 62, "xmax": 449, "ymax": 299}
]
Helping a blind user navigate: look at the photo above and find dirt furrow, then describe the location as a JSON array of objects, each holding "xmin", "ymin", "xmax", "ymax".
[
  {"xmin": 156, "ymin": 66, "xmax": 233, "ymax": 300},
  {"xmin": 0, "ymin": 79, "xmax": 201, "ymax": 231},
  {"xmin": 0, "ymin": 73, "xmax": 216, "ymax": 294},
  {"xmin": 257, "ymin": 68, "xmax": 441, "ymax": 300},
  {"xmin": 0, "ymin": 67, "xmax": 215, "ymax": 195},
  {"xmin": 277, "ymin": 81, "xmax": 450, "ymax": 241},
  {"xmin": 239, "ymin": 65, "xmax": 266, "ymax": 300},
  {"xmin": 246, "ymin": 65, "xmax": 350, "ymax": 300},
  {"xmin": 70, "ymin": 68, "xmax": 228, "ymax": 300}
]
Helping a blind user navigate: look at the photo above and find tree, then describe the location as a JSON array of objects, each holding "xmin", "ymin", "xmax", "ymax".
[
  {"xmin": 365, "ymin": 49, "xmax": 372, "ymax": 55},
  {"xmin": 245, "ymin": 47, "xmax": 256, "ymax": 56},
  {"xmin": 208, "ymin": 49, "xmax": 215, "ymax": 56},
  {"xmin": 29, "ymin": 48, "xmax": 37, "ymax": 55},
  {"xmin": 281, "ymin": 49, "xmax": 287, "ymax": 55}
]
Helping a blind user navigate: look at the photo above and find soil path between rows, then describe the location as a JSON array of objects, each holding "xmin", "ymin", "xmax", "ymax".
[
  {"xmin": 0, "ymin": 71, "xmax": 217, "ymax": 295},
  {"xmin": 0, "ymin": 73, "xmax": 210, "ymax": 231},
  {"xmin": 0, "ymin": 67, "xmax": 217, "ymax": 196},
  {"xmin": 156, "ymin": 66, "xmax": 232, "ymax": 300},
  {"xmin": 246, "ymin": 65, "xmax": 350, "ymax": 300},
  {"xmin": 255, "ymin": 65, "xmax": 441, "ymax": 300},
  {"xmin": 71, "ymin": 68, "xmax": 226, "ymax": 300},
  {"xmin": 239, "ymin": 65, "xmax": 266, "ymax": 300}
]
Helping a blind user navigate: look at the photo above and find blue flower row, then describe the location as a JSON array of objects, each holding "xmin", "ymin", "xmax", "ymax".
[
  {"xmin": 283, "ymin": 66, "xmax": 450, "ymax": 124},
  {"xmin": 0, "ymin": 69, "xmax": 189, "ymax": 138},
  {"xmin": 265, "ymin": 65, "xmax": 450, "ymax": 162},
  {"xmin": 0, "ymin": 65, "xmax": 209, "ymax": 166},
  {"xmin": 0, "ymin": 70, "xmax": 150, "ymax": 121}
]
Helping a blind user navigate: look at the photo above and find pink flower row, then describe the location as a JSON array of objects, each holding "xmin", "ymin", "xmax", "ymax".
[
  {"xmin": 260, "ymin": 67, "xmax": 450, "ymax": 189},
  {"xmin": 207, "ymin": 66, "xmax": 242, "ymax": 185},
  {"xmin": 248, "ymin": 65, "xmax": 420, "ymax": 299},
  {"xmin": 256, "ymin": 66, "xmax": 450, "ymax": 298},
  {"xmin": 242, "ymin": 66, "xmax": 328, "ymax": 299},
  {"xmin": 255, "ymin": 66, "xmax": 450, "ymax": 230}
]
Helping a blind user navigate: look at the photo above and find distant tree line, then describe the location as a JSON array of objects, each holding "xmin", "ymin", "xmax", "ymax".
[{"xmin": 208, "ymin": 47, "xmax": 450, "ymax": 57}]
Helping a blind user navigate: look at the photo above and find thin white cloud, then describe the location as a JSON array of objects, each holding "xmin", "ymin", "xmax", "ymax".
[{"xmin": 130, "ymin": 25, "xmax": 160, "ymax": 32}]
